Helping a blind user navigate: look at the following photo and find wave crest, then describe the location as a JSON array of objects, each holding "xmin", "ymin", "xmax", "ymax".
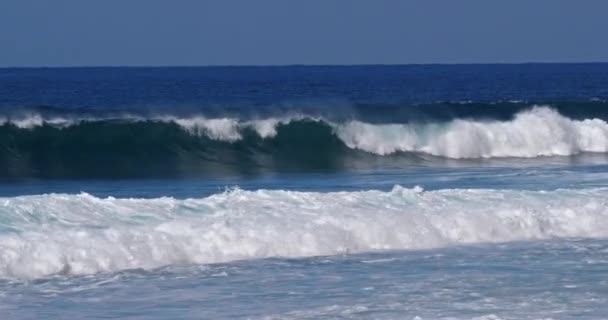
[
  {"xmin": 2, "ymin": 107, "xmax": 608, "ymax": 178},
  {"xmin": 336, "ymin": 107, "xmax": 608, "ymax": 158}
]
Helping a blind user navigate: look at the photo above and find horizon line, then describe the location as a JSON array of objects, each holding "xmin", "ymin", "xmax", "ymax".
[{"xmin": 2, "ymin": 61, "xmax": 608, "ymax": 69}]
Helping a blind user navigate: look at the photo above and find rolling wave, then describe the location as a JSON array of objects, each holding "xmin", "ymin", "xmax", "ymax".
[
  {"xmin": 335, "ymin": 107, "xmax": 608, "ymax": 157},
  {"xmin": 1, "ymin": 106, "xmax": 608, "ymax": 178},
  {"xmin": 1, "ymin": 186, "xmax": 608, "ymax": 279}
]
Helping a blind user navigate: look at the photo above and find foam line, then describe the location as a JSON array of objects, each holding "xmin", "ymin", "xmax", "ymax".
[{"xmin": 1, "ymin": 186, "xmax": 607, "ymax": 279}]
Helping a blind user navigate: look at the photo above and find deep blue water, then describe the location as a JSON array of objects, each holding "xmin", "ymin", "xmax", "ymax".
[
  {"xmin": 2, "ymin": 64, "xmax": 608, "ymax": 108},
  {"xmin": 1, "ymin": 64, "xmax": 608, "ymax": 319}
]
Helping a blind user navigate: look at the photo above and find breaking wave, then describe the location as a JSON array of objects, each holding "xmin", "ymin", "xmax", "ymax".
[
  {"xmin": 1, "ymin": 186, "xmax": 608, "ymax": 279},
  {"xmin": 2, "ymin": 106, "xmax": 608, "ymax": 178},
  {"xmin": 335, "ymin": 107, "xmax": 608, "ymax": 157}
]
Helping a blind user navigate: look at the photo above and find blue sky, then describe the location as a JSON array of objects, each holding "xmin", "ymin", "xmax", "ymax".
[{"xmin": 1, "ymin": 0, "xmax": 607, "ymax": 66}]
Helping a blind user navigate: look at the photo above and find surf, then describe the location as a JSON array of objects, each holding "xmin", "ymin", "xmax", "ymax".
[
  {"xmin": 2, "ymin": 106, "xmax": 608, "ymax": 178},
  {"xmin": 1, "ymin": 186, "xmax": 608, "ymax": 279}
]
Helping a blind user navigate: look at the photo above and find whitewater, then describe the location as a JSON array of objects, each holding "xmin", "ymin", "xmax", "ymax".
[{"xmin": 1, "ymin": 186, "xmax": 607, "ymax": 279}]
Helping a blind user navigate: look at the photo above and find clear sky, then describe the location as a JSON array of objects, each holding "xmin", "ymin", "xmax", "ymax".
[{"xmin": 1, "ymin": 0, "xmax": 607, "ymax": 67}]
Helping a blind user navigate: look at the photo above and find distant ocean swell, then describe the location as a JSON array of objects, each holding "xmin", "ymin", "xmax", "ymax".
[
  {"xmin": 1, "ymin": 186, "xmax": 607, "ymax": 279},
  {"xmin": 2, "ymin": 106, "xmax": 608, "ymax": 178}
]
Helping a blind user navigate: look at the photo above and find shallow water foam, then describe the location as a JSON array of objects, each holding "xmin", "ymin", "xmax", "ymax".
[{"xmin": 1, "ymin": 186, "xmax": 607, "ymax": 279}]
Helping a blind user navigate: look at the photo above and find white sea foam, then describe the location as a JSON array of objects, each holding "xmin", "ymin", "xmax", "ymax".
[
  {"xmin": 334, "ymin": 107, "xmax": 608, "ymax": 157},
  {"xmin": 1, "ymin": 186, "xmax": 608, "ymax": 279},
  {"xmin": 168, "ymin": 116, "xmax": 243, "ymax": 142},
  {"xmin": 164, "ymin": 116, "xmax": 305, "ymax": 140},
  {"xmin": 0, "ymin": 113, "xmax": 300, "ymax": 141},
  {"xmin": 247, "ymin": 117, "xmax": 307, "ymax": 138},
  {"xmin": 1, "ymin": 114, "xmax": 81, "ymax": 129}
]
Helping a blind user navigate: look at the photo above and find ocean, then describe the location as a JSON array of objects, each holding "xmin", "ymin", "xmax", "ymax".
[{"xmin": 1, "ymin": 64, "xmax": 608, "ymax": 319}]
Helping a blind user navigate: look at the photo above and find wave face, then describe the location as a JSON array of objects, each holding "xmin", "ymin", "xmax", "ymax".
[
  {"xmin": 2, "ymin": 106, "xmax": 608, "ymax": 178},
  {"xmin": 1, "ymin": 186, "xmax": 607, "ymax": 279}
]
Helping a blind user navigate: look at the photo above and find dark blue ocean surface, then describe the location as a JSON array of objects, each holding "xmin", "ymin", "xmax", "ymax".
[
  {"xmin": 2, "ymin": 64, "xmax": 608, "ymax": 319},
  {"xmin": 2, "ymin": 64, "xmax": 608, "ymax": 109}
]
